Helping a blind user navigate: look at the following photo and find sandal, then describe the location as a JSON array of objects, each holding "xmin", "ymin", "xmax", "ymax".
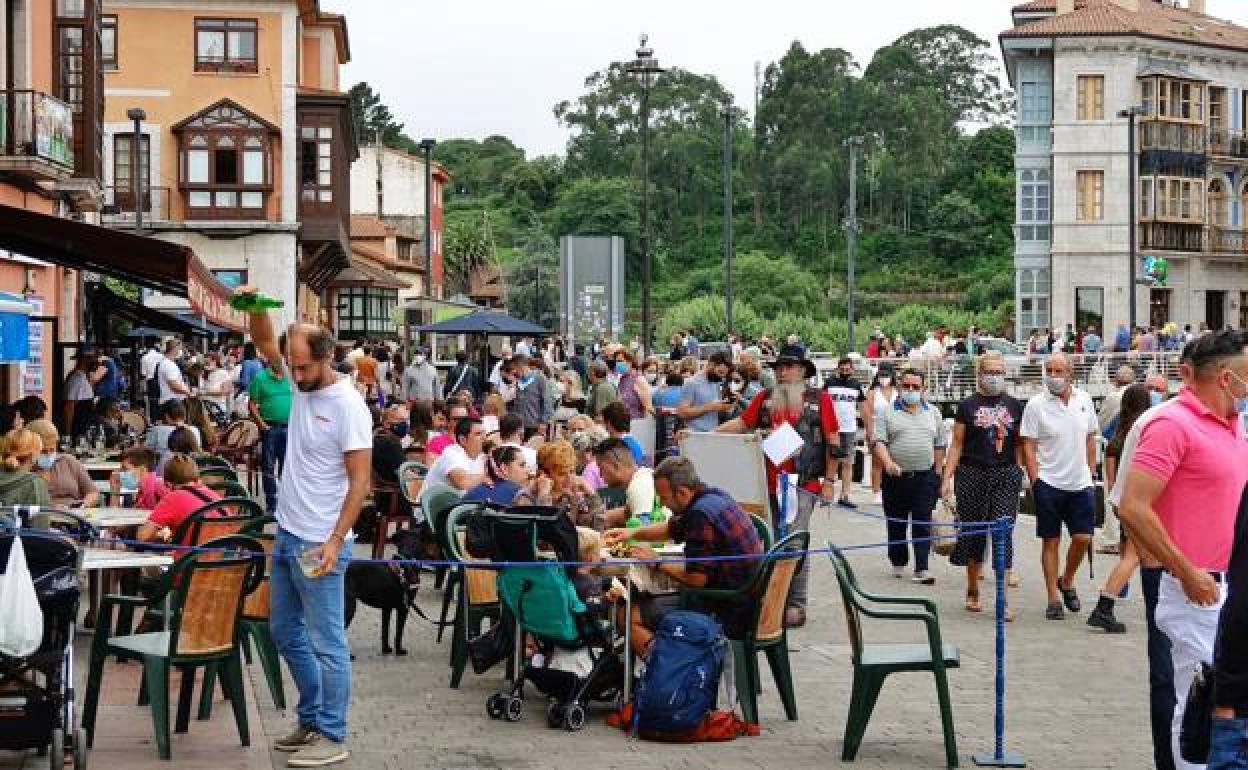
[
  {"xmin": 1004, "ymin": 605, "xmax": 1015, "ymax": 622},
  {"xmin": 965, "ymin": 591, "xmax": 982, "ymax": 613}
]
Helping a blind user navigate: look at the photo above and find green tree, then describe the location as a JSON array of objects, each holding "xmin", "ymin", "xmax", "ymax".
[
  {"xmin": 442, "ymin": 209, "xmax": 497, "ymax": 296},
  {"xmin": 347, "ymin": 82, "xmax": 417, "ymax": 153},
  {"xmin": 504, "ymin": 222, "xmax": 560, "ymax": 327}
]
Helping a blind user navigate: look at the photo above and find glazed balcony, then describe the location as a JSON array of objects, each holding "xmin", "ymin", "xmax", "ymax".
[{"xmin": 0, "ymin": 90, "xmax": 75, "ymax": 181}]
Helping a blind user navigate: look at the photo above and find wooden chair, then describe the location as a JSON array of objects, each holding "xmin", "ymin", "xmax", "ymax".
[
  {"xmin": 82, "ymin": 535, "xmax": 263, "ymax": 760},
  {"xmin": 828, "ymin": 546, "xmax": 960, "ymax": 769},
  {"xmin": 370, "ymin": 475, "xmax": 409, "ymax": 560},
  {"xmin": 199, "ymin": 519, "xmax": 284, "ymax": 715},
  {"xmin": 443, "ymin": 502, "xmax": 501, "ymax": 689},
  {"xmin": 680, "ymin": 530, "xmax": 808, "ymax": 725},
  {"xmin": 214, "ymin": 420, "xmax": 261, "ymax": 495}
]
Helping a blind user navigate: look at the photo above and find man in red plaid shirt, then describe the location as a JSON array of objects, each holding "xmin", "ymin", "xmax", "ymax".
[{"xmin": 605, "ymin": 456, "xmax": 763, "ymax": 657}]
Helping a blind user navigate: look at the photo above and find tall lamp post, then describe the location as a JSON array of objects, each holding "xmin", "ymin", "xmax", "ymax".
[
  {"xmin": 625, "ymin": 35, "xmax": 664, "ymax": 355},
  {"xmin": 418, "ymin": 137, "xmax": 437, "ymax": 311},
  {"xmin": 722, "ymin": 103, "xmax": 737, "ymax": 335},
  {"xmin": 844, "ymin": 136, "xmax": 863, "ymax": 353},
  {"xmin": 1118, "ymin": 105, "xmax": 1145, "ymax": 331},
  {"xmin": 126, "ymin": 108, "xmax": 146, "ymax": 233}
]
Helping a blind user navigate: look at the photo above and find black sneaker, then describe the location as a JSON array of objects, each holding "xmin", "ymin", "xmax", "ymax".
[
  {"xmin": 1087, "ymin": 606, "xmax": 1126, "ymax": 633},
  {"xmin": 1058, "ymin": 582, "xmax": 1081, "ymax": 613},
  {"xmin": 1045, "ymin": 601, "xmax": 1065, "ymax": 620},
  {"xmin": 839, "ymin": 498, "xmax": 858, "ymax": 510}
]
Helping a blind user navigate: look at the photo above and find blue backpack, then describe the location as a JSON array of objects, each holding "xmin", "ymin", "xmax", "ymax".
[{"xmin": 633, "ymin": 610, "xmax": 726, "ymax": 736}]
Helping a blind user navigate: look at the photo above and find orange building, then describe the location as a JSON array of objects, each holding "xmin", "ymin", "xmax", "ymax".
[
  {"xmin": 0, "ymin": 0, "xmax": 106, "ymax": 404},
  {"xmin": 99, "ymin": 0, "xmax": 356, "ymax": 328}
]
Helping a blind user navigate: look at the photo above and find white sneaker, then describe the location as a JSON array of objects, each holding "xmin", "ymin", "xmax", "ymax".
[
  {"xmin": 891, "ymin": 566, "xmax": 906, "ymax": 579},
  {"xmin": 872, "ymin": 491, "xmax": 883, "ymax": 505},
  {"xmin": 912, "ymin": 571, "xmax": 936, "ymax": 585}
]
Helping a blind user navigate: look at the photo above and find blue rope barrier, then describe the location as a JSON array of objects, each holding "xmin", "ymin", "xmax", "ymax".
[{"xmin": 972, "ymin": 514, "xmax": 1026, "ymax": 768}]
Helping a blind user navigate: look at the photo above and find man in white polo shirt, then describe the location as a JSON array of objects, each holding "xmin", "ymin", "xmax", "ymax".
[{"xmin": 1020, "ymin": 351, "xmax": 1099, "ymax": 621}]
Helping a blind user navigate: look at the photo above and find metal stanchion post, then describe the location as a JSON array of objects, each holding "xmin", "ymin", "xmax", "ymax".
[{"xmin": 973, "ymin": 515, "xmax": 1026, "ymax": 767}]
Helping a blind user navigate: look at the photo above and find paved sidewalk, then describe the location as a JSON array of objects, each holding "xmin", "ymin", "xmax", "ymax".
[{"xmin": 2, "ymin": 488, "xmax": 1158, "ymax": 769}]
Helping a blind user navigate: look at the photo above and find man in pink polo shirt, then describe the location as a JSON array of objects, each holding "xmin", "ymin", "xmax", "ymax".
[{"xmin": 1121, "ymin": 330, "xmax": 1248, "ymax": 770}]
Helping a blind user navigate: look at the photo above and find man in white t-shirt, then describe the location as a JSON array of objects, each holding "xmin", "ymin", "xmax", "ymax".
[
  {"xmin": 241, "ymin": 291, "xmax": 372, "ymax": 768},
  {"xmin": 1020, "ymin": 352, "xmax": 1099, "ymax": 621},
  {"xmin": 157, "ymin": 339, "xmax": 191, "ymax": 405},
  {"xmin": 140, "ymin": 341, "xmax": 164, "ymax": 382},
  {"xmin": 594, "ymin": 437, "xmax": 662, "ymax": 528},
  {"xmin": 424, "ymin": 416, "xmax": 486, "ymax": 491}
]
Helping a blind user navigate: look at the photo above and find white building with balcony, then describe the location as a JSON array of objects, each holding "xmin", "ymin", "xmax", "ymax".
[{"xmin": 1002, "ymin": 0, "xmax": 1248, "ymax": 341}]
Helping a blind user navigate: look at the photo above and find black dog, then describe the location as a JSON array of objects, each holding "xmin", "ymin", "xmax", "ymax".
[{"xmin": 344, "ymin": 527, "xmax": 424, "ymax": 656}]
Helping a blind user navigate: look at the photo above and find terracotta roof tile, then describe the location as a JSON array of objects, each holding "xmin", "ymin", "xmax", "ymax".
[
  {"xmin": 1002, "ymin": 1, "xmax": 1248, "ymax": 53},
  {"xmin": 350, "ymin": 215, "xmax": 390, "ymax": 239}
]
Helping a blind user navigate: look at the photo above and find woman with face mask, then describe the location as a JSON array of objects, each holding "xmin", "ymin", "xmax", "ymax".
[
  {"xmin": 613, "ymin": 351, "xmax": 654, "ymax": 420},
  {"xmin": 0, "ymin": 428, "xmax": 51, "ymax": 507},
  {"xmin": 941, "ymin": 351, "xmax": 1025, "ymax": 618},
  {"xmin": 26, "ymin": 419, "xmax": 98, "ymax": 508},
  {"xmin": 866, "ymin": 365, "xmax": 898, "ymax": 504}
]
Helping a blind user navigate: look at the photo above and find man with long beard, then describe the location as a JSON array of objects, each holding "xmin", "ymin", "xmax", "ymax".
[{"xmin": 717, "ymin": 343, "xmax": 839, "ymax": 627}]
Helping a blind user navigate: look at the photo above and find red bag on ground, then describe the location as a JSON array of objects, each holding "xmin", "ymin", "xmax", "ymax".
[{"xmin": 606, "ymin": 706, "xmax": 759, "ymax": 742}]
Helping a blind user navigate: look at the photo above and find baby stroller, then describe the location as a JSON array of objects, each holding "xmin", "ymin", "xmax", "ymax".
[
  {"xmin": 0, "ymin": 508, "xmax": 94, "ymax": 769},
  {"xmin": 482, "ymin": 507, "xmax": 623, "ymax": 731}
]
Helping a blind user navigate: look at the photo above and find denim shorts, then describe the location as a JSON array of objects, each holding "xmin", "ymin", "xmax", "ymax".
[{"xmin": 1032, "ymin": 479, "xmax": 1095, "ymax": 538}]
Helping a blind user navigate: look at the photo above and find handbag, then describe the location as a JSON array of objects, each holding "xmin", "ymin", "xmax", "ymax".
[
  {"xmin": 467, "ymin": 621, "xmax": 513, "ymax": 675},
  {"xmin": 932, "ymin": 497, "xmax": 958, "ymax": 557},
  {"xmin": 0, "ymin": 535, "xmax": 44, "ymax": 658},
  {"xmin": 1180, "ymin": 661, "xmax": 1214, "ymax": 764}
]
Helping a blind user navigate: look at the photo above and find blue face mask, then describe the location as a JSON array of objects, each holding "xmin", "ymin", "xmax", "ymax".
[
  {"xmin": 900, "ymin": 390, "xmax": 922, "ymax": 407},
  {"xmin": 614, "ymin": 361, "xmax": 629, "ymax": 376},
  {"xmin": 390, "ymin": 421, "xmax": 410, "ymax": 439},
  {"xmin": 35, "ymin": 453, "xmax": 55, "ymax": 471},
  {"xmin": 1150, "ymin": 391, "xmax": 1163, "ymax": 407},
  {"xmin": 119, "ymin": 470, "xmax": 138, "ymax": 490}
]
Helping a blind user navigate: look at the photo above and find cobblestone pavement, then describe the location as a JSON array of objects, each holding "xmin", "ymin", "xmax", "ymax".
[
  {"xmin": 0, "ymin": 490, "xmax": 1157, "ymax": 770},
  {"xmin": 255, "ymin": 492, "xmax": 1156, "ymax": 770}
]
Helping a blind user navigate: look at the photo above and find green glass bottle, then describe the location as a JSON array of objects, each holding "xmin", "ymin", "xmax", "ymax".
[
  {"xmin": 229, "ymin": 291, "xmax": 285, "ymax": 313},
  {"xmin": 625, "ymin": 511, "xmax": 642, "ymax": 543},
  {"xmin": 650, "ymin": 494, "xmax": 665, "ymax": 524}
]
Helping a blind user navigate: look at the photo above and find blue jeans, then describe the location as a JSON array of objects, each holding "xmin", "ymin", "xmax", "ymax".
[
  {"xmin": 270, "ymin": 528, "xmax": 352, "ymax": 743},
  {"xmin": 1210, "ymin": 718, "xmax": 1248, "ymax": 769},
  {"xmin": 260, "ymin": 424, "xmax": 288, "ymax": 512},
  {"xmin": 1143, "ymin": 566, "xmax": 1177, "ymax": 770}
]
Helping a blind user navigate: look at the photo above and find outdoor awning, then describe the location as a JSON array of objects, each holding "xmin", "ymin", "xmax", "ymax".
[
  {"xmin": 0, "ymin": 204, "xmax": 247, "ymax": 332},
  {"xmin": 88, "ymin": 284, "xmax": 215, "ymax": 338},
  {"xmin": 0, "ymin": 291, "xmax": 33, "ymax": 363},
  {"xmin": 416, "ymin": 310, "xmax": 549, "ymax": 336},
  {"xmin": 329, "ymin": 256, "xmax": 410, "ymax": 290}
]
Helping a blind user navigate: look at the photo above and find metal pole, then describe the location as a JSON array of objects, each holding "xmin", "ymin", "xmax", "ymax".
[
  {"xmin": 723, "ymin": 105, "xmax": 735, "ymax": 335},
  {"xmin": 640, "ymin": 82, "xmax": 652, "ymax": 355},
  {"xmin": 845, "ymin": 137, "xmax": 862, "ymax": 353},
  {"xmin": 1127, "ymin": 112, "xmax": 1138, "ymax": 331},
  {"xmin": 132, "ymin": 116, "xmax": 143, "ymax": 233},
  {"xmin": 420, "ymin": 138, "xmax": 436, "ymax": 313}
]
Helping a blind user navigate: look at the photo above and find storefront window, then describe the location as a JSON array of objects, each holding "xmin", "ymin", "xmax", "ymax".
[{"xmin": 336, "ymin": 287, "xmax": 397, "ymax": 338}]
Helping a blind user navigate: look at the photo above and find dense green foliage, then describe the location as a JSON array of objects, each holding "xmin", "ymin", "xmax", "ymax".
[{"xmin": 350, "ymin": 24, "xmax": 1017, "ymax": 351}]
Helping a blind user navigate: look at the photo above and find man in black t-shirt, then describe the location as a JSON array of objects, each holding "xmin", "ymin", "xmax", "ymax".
[
  {"xmin": 940, "ymin": 351, "xmax": 1026, "ymax": 616},
  {"xmin": 824, "ymin": 357, "xmax": 868, "ymax": 509}
]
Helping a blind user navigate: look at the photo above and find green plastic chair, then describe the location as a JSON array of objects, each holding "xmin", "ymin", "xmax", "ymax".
[
  {"xmin": 444, "ymin": 502, "xmax": 502, "ymax": 688},
  {"xmin": 82, "ymin": 535, "xmax": 264, "ymax": 760},
  {"xmin": 203, "ymin": 478, "xmax": 249, "ymax": 500},
  {"xmin": 828, "ymin": 545, "xmax": 960, "ymax": 768},
  {"xmin": 680, "ymin": 530, "xmax": 808, "ymax": 725},
  {"xmin": 422, "ymin": 483, "xmax": 466, "ymax": 642},
  {"xmin": 750, "ymin": 512, "xmax": 773, "ymax": 550}
]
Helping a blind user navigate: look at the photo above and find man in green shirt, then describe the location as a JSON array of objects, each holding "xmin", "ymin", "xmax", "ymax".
[
  {"xmin": 249, "ymin": 359, "xmax": 293, "ymax": 512},
  {"xmin": 586, "ymin": 360, "xmax": 619, "ymax": 419}
]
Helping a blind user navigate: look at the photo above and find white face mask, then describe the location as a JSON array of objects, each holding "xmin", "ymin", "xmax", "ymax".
[{"xmin": 413, "ymin": 355, "xmax": 426, "ymax": 365}]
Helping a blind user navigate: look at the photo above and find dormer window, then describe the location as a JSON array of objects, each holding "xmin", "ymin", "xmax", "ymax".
[{"xmin": 173, "ymin": 99, "xmax": 277, "ymax": 219}]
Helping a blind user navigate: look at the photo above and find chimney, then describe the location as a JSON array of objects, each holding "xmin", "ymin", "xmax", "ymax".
[
  {"xmin": 1190, "ymin": 0, "xmax": 1206, "ymax": 14},
  {"xmin": 1058, "ymin": 0, "xmax": 1074, "ymax": 13}
]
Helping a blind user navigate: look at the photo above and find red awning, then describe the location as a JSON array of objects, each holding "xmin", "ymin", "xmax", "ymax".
[{"xmin": 0, "ymin": 204, "xmax": 247, "ymax": 332}]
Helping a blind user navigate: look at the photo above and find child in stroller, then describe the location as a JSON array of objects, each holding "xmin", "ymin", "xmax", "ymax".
[
  {"xmin": 482, "ymin": 507, "xmax": 624, "ymax": 731},
  {"xmin": 0, "ymin": 508, "xmax": 93, "ymax": 769}
]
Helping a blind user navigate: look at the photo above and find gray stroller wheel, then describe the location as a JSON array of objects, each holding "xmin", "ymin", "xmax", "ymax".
[
  {"xmin": 562, "ymin": 703, "xmax": 586, "ymax": 731},
  {"xmin": 47, "ymin": 728, "xmax": 64, "ymax": 770},
  {"xmin": 73, "ymin": 727, "xmax": 88, "ymax": 770}
]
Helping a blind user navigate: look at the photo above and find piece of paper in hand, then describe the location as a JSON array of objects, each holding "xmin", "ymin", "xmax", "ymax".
[
  {"xmin": 783, "ymin": 483, "xmax": 799, "ymax": 525},
  {"xmin": 762, "ymin": 422, "xmax": 805, "ymax": 466},
  {"xmin": 482, "ymin": 415, "xmax": 499, "ymax": 434}
]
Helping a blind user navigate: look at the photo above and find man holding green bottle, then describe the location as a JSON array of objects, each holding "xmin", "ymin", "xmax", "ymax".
[{"xmin": 235, "ymin": 288, "xmax": 372, "ymax": 768}]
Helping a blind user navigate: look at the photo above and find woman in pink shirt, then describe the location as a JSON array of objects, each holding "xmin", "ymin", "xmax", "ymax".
[{"xmin": 137, "ymin": 454, "xmax": 222, "ymax": 545}]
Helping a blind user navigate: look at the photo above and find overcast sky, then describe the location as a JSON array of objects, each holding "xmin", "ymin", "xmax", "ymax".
[{"xmin": 337, "ymin": 0, "xmax": 1242, "ymax": 158}]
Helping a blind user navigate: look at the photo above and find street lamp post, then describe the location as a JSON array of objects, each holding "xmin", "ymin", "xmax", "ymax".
[
  {"xmin": 722, "ymin": 103, "xmax": 737, "ymax": 335},
  {"xmin": 126, "ymin": 108, "xmax": 146, "ymax": 233},
  {"xmin": 1118, "ymin": 105, "xmax": 1145, "ymax": 331},
  {"xmin": 625, "ymin": 35, "xmax": 664, "ymax": 355},
  {"xmin": 844, "ymin": 136, "xmax": 863, "ymax": 353},
  {"xmin": 419, "ymin": 137, "xmax": 437, "ymax": 307}
]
